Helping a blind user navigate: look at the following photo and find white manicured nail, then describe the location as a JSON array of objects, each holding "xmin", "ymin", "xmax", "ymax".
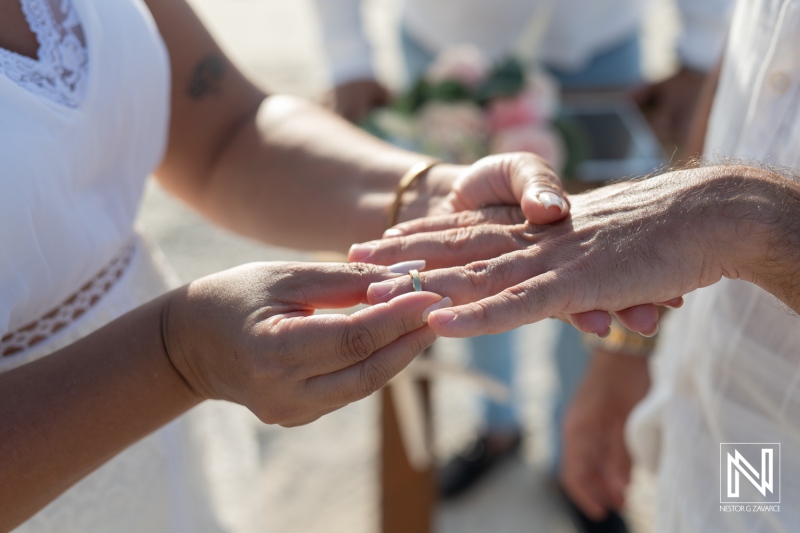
[
  {"xmin": 537, "ymin": 191, "xmax": 566, "ymax": 213},
  {"xmin": 383, "ymin": 228, "xmax": 404, "ymax": 238},
  {"xmin": 388, "ymin": 260, "xmax": 426, "ymax": 274},
  {"xmin": 422, "ymin": 297, "xmax": 453, "ymax": 323}
]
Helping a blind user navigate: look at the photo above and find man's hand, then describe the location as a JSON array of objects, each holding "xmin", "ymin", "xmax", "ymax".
[
  {"xmin": 359, "ymin": 165, "xmax": 798, "ymax": 337},
  {"xmin": 632, "ymin": 67, "xmax": 706, "ymax": 150},
  {"xmin": 560, "ymin": 350, "xmax": 650, "ymax": 520},
  {"xmin": 324, "ymin": 78, "xmax": 391, "ymax": 123}
]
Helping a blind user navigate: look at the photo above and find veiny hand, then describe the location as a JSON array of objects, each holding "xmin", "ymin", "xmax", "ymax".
[
  {"xmin": 632, "ymin": 67, "xmax": 706, "ymax": 149},
  {"xmin": 324, "ymin": 79, "xmax": 391, "ymax": 123},
  {"xmin": 164, "ymin": 261, "xmax": 450, "ymax": 427},
  {"xmin": 560, "ymin": 350, "xmax": 650, "ymax": 520},
  {"xmin": 360, "ymin": 166, "xmax": 767, "ymax": 337}
]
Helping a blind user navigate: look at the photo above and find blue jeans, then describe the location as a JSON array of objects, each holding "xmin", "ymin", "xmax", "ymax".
[{"xmin": 400, "ymin": 29, "xmax": 642, "ymax": 441}]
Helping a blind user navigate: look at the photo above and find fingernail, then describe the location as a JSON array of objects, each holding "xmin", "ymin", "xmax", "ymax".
[
  {"xmin": 422, "ymin": 297, "xmax": 452, "ymax": 323},
  {"xmin": 369, "ymin": 280, "xmax": 395, "ymax": 299},
  {"xmin": 595, "ymin": 326, "xmax": 611, "ymax": 339},
  {"xmin": 664, "ymin": 297, "xmax": 684, "ymax": 309},
  {"xmin": 429, "ymin": 308, "xmax": 457, "ymax": 325},
  {"xmin": 383, "ymin": 228, "xmax": 404, "ymax": 238},
  {"xmin": 640, "ymin": 323, "xmax": 659, "ymax": 338},
  {"xmin": 349, "ymin": 243, "xmax": 376, "ymax": 261},
  {"xmin": 388, "ymin": 260, "xmax": 426, "ymax": 274},
  {"xmin": 537, "ymin": 191, "xmax": 566, "ymax": 213}
]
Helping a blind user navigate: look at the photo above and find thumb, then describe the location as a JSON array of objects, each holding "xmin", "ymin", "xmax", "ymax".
[
  {"xmin": 511, "ymin": 154, "xmax": 570, "ymax": 224},
  {"xmin": 452, "ymin": 153, "xmax": 570, "ymax": 224}
]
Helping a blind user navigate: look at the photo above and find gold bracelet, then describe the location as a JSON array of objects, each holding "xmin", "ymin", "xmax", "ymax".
[{"xmin": 387, "ymin": 161, "xmax": 440, "ymax": 229}]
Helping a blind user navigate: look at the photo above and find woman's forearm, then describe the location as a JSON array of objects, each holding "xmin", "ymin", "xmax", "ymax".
[
  {"xmin": 0, "ymin": 294, "xmax": 200, "ymax": 530},
  {"xmin": 187, "ymin": 95, "xmax": 452, "ymax": 252}
]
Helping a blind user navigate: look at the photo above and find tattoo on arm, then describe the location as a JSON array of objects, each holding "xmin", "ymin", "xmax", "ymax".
[{"xmin": 187, "ymin": 55, "xmax": 225, "ymax": 100}]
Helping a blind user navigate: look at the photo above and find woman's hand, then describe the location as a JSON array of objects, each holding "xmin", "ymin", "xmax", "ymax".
[
  {"xmin": 165, "ymin": 261, "xmax": 450, "ymax": 427},
  {"xmin": 350, "ymin": 152, "xmax": 570, "ymax": 261}
]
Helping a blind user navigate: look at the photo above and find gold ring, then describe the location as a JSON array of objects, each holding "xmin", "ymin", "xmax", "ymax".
[{"xmin": 409, "ymin": 269, "xmax": 422, "ymax": 292}]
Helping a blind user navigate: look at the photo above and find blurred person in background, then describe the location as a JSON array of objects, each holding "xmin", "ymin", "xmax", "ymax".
[{"xmin": 314, "ymin": 0, "xmax": 731, "ymax": 529}]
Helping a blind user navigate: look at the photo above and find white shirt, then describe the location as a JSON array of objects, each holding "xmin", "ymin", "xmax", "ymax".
[
  {"xmin": 628, "ymin": 1, "xmax": 800, "ymax": 530},
  {"xmin": 314, "ymin": 0, "xmax": 734, "ymax": 85}
]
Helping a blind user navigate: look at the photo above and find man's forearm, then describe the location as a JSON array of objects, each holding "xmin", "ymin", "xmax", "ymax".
[
  {"xmin": 725, "ymin": 165, "xmax": 800, "ymax": 312},
  {"xmin": 195, "ymin": 95, "xmax": 447, "ymax": 252}
]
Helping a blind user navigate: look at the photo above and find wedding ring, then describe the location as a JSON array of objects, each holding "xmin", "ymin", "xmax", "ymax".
[{"xmin": 409, "ymin": 269, "xmax": 423, "ymax": 292}]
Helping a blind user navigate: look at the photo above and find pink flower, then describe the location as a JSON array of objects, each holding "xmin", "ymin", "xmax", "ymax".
[
  {"xmin": 426, "ymin": 45, "xmax": 490, "ymax": 88},
  {"xmin": 490, "ymin": 125, "xmax": 565, "ymax": 171},
  {"xmin": 487, "ymin": 72, "xmax": 559, "ymax": 132}
]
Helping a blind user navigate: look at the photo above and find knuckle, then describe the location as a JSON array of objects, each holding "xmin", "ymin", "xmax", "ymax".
[
  {"xmin": 257, "ymin": 404, "xmax": 297, "ymax": 425},
  {"xmin": 399, "ymin": 313, "xmax": 422, "ymax": 335},
  {"xmin": 339, "ymin": 321, "xmax": 378, "ymax": 364},
  {"xmin": 471, "ymin": 300, "xmax": 494, "ymax": 332},
  {"xmin": 502, "ymin": 284, "xmax": 535, "ymax": 316},
  {"xmin": 462, "ymin": 258, "xmax": 515, "ymax": 294},
  {"xmin": 250, "ymin": 357, "xmax": 287, "ymax": 386},
  {"xmin": 408, "ymin": 335, "xmax": 432, "ymax": 357},
  {"xmin": 501, "ymin": 206, "xmax": 527, "ymax": 225},
  {"xmin": 346, "ymin": 262, "xmax": 384, "ymax": 279},
  {"xmin": 510, "ymin": 224, "xmax": 542, "ymax": 247},
  {"xmin": 443, "ymin": 227, "xmax": 474, "ymax": 254},
  {"xmin": 462, "ymin": 261, "xmax": 491, "ymax": 292},
  {"xmin": 358, "ymin": 360, "xmax": 392, "ymax": 398}
]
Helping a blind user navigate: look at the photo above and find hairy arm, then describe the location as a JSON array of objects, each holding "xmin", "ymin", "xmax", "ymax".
[{"xmin": 359, "ymin": 164, "xmax": 800, "ymax": 335}]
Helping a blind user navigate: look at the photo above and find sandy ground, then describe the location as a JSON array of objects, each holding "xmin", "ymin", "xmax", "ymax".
[{"xmin": 135, "ymin": 1, "xmax": 676, "ymax": 531}]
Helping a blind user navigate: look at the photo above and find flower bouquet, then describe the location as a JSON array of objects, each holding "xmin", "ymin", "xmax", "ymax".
[{"xmin": 363, "ymin": 45, "xmax": 566, "ymax": 170}]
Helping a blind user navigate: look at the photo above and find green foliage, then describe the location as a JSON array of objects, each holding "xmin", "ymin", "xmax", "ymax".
[
  {"xmin": 393, "ymin": 56, "xmax": 527, "ymax": 113},
  {"xmin": 475, "ymin": 58, "xmax": 526, "ymax": 103},
  {"xmin": 428, "ymin": 79, "xmax": 471, "ymax": 102}
]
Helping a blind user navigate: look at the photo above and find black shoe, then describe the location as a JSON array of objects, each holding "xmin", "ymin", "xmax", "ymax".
[
  {"xmin": 438, "ymin": 430, "xmax": 522, "ymax": 500},
  {"xmin": 557, "ymin": 484, "xmax": 629, "ymax": 533}
]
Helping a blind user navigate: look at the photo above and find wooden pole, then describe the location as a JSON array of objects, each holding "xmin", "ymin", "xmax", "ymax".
[{"xmin": 380, "ymin": 373, "xmax": 435, "ymax": 533}]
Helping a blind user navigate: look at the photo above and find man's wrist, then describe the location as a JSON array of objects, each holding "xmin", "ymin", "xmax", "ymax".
[{"xmin": 679, "ymin": 165, "xmax": 800, "ymax": 305}]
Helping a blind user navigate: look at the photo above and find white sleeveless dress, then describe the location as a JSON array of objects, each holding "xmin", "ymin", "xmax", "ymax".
[{"xmin": 0, "ymin": 1, "xmax": 263, "ymax": 531}]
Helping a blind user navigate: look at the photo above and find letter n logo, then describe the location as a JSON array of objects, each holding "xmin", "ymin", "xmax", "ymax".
[{"xmin": 720, "ymin": 443, "xmax": 780, "ymax": 504}]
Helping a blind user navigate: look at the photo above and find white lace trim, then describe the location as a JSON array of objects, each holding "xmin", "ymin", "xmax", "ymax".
[{"xmin": 0, "ymin": 0, "xmax": 88, "ymax": 107}]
